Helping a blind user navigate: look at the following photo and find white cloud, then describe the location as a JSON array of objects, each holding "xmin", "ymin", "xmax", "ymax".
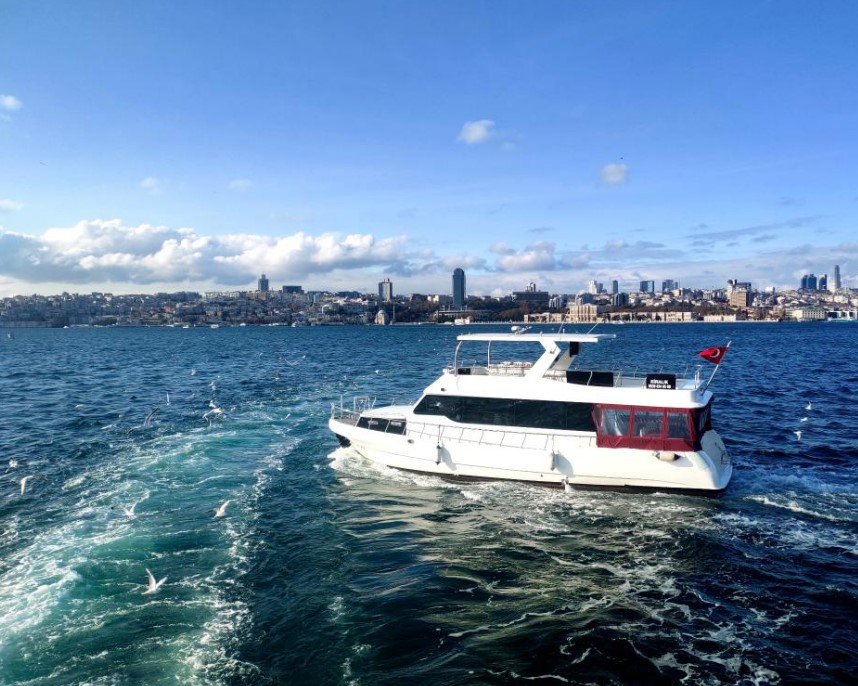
[
  {"xmin": 0, "ymin": 199, "xmax": 24, "ymax": 212},
  {"xmin": 492, "ymin": 241, "xmax": 559, "ymax": 272},
  {"xmin": 457, "ymin": 119, "xmax": 496, "ymax": 144},
  {"xmin": 228, "ymin": 179, "xmax": 253, "ymax": 191},
  {"xmin": 0, "ymin": 95, "xmax": 22, "ymax": 111},
  {"xmin": 140, "ymin": 177, "xmax": 162, "ymax": 194},
  {"xmin": 0, "ymin": 219, "xmax": 414, "ymax": 287},
  {"xmin": 600, "ymin": 163, "xmax": 628, "ymax": 186}
]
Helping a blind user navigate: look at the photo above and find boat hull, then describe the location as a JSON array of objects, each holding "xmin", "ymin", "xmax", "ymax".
[{"xmin": 329, "ymin": 416, "xmax": 732, "ymax": 495}]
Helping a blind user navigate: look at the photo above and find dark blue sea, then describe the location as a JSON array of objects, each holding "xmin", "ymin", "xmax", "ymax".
[{"xmin": 0, "ymin": 322, "xmax": 856, "ymax": 685}]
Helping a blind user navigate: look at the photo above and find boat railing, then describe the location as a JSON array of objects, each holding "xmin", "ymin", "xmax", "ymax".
[
  {"xmin": 331, "ymin": 395, "xmax": 376, "ymax": 423},
  {"xmin": 447, "ymin": 360, "xmax": 535, "ymax": 377},
  {"xmin": 561, "ymin": 364, "xmax": 705, "ymax": 389},
  {"xmin": 407, "ymin": 420, "xmax": 598, "ymax": 451}
]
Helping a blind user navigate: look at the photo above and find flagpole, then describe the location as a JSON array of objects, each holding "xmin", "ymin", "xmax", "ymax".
[{"xmin": 703, "ymin": 340, "xmax": 731, "ymax": 391}]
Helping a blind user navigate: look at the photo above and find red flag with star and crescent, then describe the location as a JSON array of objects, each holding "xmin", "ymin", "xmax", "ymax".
[{"xmin": 697, "ymin": 346, "xmax": 728, "ymax": 364}]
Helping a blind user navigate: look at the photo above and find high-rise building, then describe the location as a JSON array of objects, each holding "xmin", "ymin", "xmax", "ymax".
[
  {"xmin": 378, "ymin": 277, "xmax": 393, "ymax": 302},
  {"xmin": 818, "ymin": 274, "xmax": 828, "ymax": 291},
  {"xmin": 800, "ymin": 274, "xmax": 818, "ymax": 290},
  {"xmin": 586, "ymin": 279, "xmax": 601, "ymax": 295},
  {"xmin": 611, "ymin": 280, "xmax": 619, "ymax": 295},
  {"xmin": 662, "ymin": 279, "xmax": 679, "ymax": 292},
  {"xmin": 257, "ymin": 274, "xmax": 269, "ymax": 292},
  {"xmin": 832, "ymin": 265, "xmax": 841, "ymax": 292},
  {"xmin": 639, "ymin": 280, "xmax": 655, "ymax": 293},
  {"xmin": 452, "ymin": 268, "xmax": 466, "ymax": 308}
]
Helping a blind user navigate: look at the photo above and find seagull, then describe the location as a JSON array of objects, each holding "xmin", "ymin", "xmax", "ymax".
[
  {"xmin": 806, "ymin": 402, "xmax": 812, "ymax": 411},
  {"xmin": 794, "ymin": 430, "xmax": 802, "ymax": 441},
  {"xmin": 143, "ymin": 407, "xmax": 158, "ymax": 428},
  {"xmin": 166, "ymin": 392, "xmax": 171, "ymax": 406},
  {"xmin": 122, "ymin": 502, "xmax": 137, "ymax": 518},
  {"xmin": 190, "ymin": 368, "xmax": 197, "ymax": 376},
  {"xmin": 213, "ymin": 500, "xmax": 231, "ymax": 517},
  {"xmin": 8, "ymin": 458, "xmax": 18, "ymax": 469},
  {"xmin": 19, "ymin": 474, "xmax": 44, "ymax": 494},
  {"xmin": 143, "ymin": 568, "xmax": 167, "ymax": 595},
  {"xmin": 800, "ymin": 416, "xmax": 808, "ymax": 422}
]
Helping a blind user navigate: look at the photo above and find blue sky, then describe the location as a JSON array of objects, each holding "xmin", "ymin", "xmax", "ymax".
[{"xmin": 2, "ymin": 0, "xmax": 857, "ymax": 297}]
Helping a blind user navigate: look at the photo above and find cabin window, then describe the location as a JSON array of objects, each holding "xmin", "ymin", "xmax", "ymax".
[
  {"xmin": 357, "ymin": 416, "xmax": 407, "ymax": 435},
  {"xmin": 634, "ymin": 410, "xmax": 663, "ymax": 437},
  {"xmin": 595, "ymin": 404, "xmax": 704, "ymax": 451},
  {"xmin": 598, "ymin": 408, "xmax": 631, "ymax": 437},
  {"xmin": 666, "ymin": 410, "xmax": 692, "ymax": 440},
  {"xmin": 414, "ymin": 394, "xmax": 595, "ymax": 432}
]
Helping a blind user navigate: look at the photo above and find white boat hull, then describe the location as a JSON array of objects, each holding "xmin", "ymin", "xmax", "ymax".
[{"xmin": 330, "ymin": 416, "xmax": 732, "ymax": 494}]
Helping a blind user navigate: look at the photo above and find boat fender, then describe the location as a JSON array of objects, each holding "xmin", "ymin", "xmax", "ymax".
[
  {"xmin": 436, "ymin": 443, "xmax": 443, "ymax": 465},
  {"xmin": 548, "ymin": 449, "xmax": 558, "ymax": 471},
  {"xmin": 562, "ymin": 478, "xmax": 572, "ymax": 493},
  {"xmin": 656, "ymin": 451, "xmax": 678, "ymax": 462}
]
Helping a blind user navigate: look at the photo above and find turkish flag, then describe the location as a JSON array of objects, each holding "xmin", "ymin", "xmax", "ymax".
[{"xmin": 698, "ymin": 346, "xmax": 728, "ymax": 364}]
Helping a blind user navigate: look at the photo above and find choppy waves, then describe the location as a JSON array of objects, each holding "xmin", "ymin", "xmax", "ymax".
[{"xmin": 1, "ymin": 324, "xmax": 857, "ymax": 685}]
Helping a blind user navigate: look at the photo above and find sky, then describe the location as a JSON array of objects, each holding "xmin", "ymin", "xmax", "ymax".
[{"xmin": 2, "ymin": 0, "xmax": 858, "ymax": 298}]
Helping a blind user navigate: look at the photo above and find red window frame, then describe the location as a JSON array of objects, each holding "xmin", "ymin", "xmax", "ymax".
[{"xmin": 593, "ymin": 404, "xmax": 706, "ymax": 452}]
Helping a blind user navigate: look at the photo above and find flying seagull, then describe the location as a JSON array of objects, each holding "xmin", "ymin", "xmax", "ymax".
[
  {"xmin": 214, "ymin": 500, "xmax": 231, "ymax": 517},
  {"xmin": 19, "ymin": 474, "xmax": 44, "ymax": 495},
  {"xmin": 143, "ymin": 568, "xmax": 167, "ymax": 595},
  {"xmin": 794, "ymin": 430, "xmax": 802, "ymax": 441}
]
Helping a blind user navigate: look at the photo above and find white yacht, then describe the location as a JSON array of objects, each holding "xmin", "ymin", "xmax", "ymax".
[{"xmin": 330, "ymin": 331, "xmax": 732, "ymax": 494}]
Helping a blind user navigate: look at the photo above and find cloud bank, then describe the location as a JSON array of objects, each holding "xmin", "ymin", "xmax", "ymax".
[{"xmin": 0, "ymin": 218, "xmax": 855, "ymax": 296}]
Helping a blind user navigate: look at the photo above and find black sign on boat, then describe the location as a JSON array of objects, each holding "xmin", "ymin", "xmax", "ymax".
[{"xmin": 645, "ymin": 373, "xmax": 676, "ymax": 389}]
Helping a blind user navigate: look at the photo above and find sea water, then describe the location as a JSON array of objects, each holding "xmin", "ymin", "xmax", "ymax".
[{"xmin": 0, "ymin": 323, "xmax": 855, "ymax": 685}]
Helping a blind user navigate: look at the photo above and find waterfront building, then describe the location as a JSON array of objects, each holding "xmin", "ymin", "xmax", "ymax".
[
  {"xmin": 378, "ymin": 277, "xmax": 393, "ymax": 303},
  {"xmin": 452, "ymin": 268, "xmax": 466, "ymax": 308},
  {"xmin": 258, "ymin": 274, "xmax": 269, "ymax": 292}
]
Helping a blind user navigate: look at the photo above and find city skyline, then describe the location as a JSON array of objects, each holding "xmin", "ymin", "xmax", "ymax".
[{"xmin": 3, "ymin": 2, "xmax": 858, "ymax": 298}]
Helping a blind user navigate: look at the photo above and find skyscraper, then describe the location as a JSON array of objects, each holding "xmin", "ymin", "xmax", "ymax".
[
  {"xmin": 378, "ymin": 277, "xmax": 393, "ymax": 302},
  {"xmin": 452, "ymin": 268, "xmax": 466, "ymax": 308},
  {"xmin": 611, "ymin": 280, "xmax": 619, "ymax": 295},
  {"xmin": 257, "ymin": 273, "xmax": 269, "ymax": 292},
  {"xmin": 832, "ymin": 265, "xmax": 841, "ymax": 292}
]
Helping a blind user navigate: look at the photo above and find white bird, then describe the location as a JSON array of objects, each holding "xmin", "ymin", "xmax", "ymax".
[
  {"xmin": 8, "ymin": 458, "xmax": 18, "ymax": 469},
  {"xmin": 166, "ymin": 392, "xmax": 171, "ymax": 406},
  {"xmin": 19, "ymin": 474, "xmax": 45, "ymax": 494},
  {"xmin": 794, "ymin": 430, "xmax": 802, "ymax": 441},
  {"xmin": 143, "ymin": 568, "xmax": 167, "ymax": 595},
  {"xmin": 190, "ymin": 368, "xmax": 197, "ymax": 376},
  {"xmin": 213, "ymin": 500, "xmax": 231, "ymax": 517},
  {"xmin": 122, "ymin": 502, "xmax": 137, "ymax": 518},
  {"xmin": 143, "ymin": 407, "xmax": 158, "ymax": 428},
  {"xmin": 806, "ymin": 402, "xmax": 812, "ymax": 411},
  {"xmin": 800, "ymin": 416, "xmax": 808, "ymax": 422}
]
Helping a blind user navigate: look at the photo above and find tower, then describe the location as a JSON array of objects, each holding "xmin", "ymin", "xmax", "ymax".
[
  {"xmin": 378, "ymin": 277, "xmax": 393, "ymax": 303},
  {"xmin": 452, "ymin": 268, "xmax": 466, "ymax": 308},
  {"xmin": 257, "ymin": 274, "xmax": 269, "ymax": 292},
  {"xmin": 832, "ymin": 265, "xmax": 841, "ymax": 292}
]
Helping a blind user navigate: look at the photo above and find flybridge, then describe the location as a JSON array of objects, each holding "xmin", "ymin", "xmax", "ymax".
[
  {"xmin": 452, "ymin": 331, "xmax": 617, "ymax": 380},
  {"xmin": 455, "ymin": 333, "xmax": 616, "ymax": 343}
]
